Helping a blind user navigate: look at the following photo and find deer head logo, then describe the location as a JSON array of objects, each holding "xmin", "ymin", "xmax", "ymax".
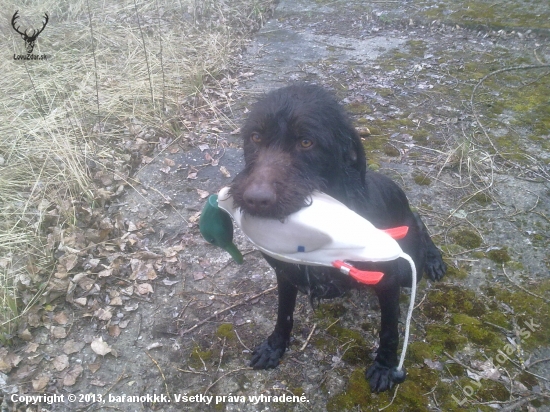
[{"xmin": 11, "ymin": 11, "xmax": 49, "ymax": 54}]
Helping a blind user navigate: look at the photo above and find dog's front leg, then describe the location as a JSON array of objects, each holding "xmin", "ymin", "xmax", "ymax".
[
  {"xmin": 367, "ymin": 275, "xmax": 405, "ymax": 392},
  {"xmin": 250, "ymin": 270, "xmax": 298, "ymax": 369}
]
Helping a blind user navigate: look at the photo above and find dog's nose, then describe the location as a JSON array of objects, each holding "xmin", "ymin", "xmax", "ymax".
[{"xmin": 243, "ymin": 184, "xmax": 276, "ymax": 213}]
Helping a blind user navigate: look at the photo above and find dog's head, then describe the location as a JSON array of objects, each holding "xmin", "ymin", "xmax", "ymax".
[{"xmin": 231, "ymin": 84, "xmax": 366, "ymax": 219}]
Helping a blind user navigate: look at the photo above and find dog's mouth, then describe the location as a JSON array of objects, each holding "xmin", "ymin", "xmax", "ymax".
[
  {"xmin": 232, "ymin": 187, "xmax": 313, "ymax": 220},
  {"xmin": 230, "ymin": 177, "xmax": 316, "ymax": 220}
]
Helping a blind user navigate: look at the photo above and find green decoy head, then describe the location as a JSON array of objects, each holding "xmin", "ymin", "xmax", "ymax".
[{"xmin": 199, "ymin": 194, "xmax": 243, "ymax": 264}]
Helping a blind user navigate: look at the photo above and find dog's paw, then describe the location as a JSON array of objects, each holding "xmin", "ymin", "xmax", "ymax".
[
  {"xmin": 366, "ymin": 362, "xmax": 406, "ymax": 393},
  {"xmin": 425, "ymin": 249, "xmax": 447, "ymax": 281},
  {"xmin": 250, "ymin": 339, "xmax": 286, "ymax": 369}
]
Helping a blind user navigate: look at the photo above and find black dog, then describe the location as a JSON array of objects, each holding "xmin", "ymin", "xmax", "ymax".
[{"xmin": 230, "ymin": 84, "xmax": 446, "ymax": 392}]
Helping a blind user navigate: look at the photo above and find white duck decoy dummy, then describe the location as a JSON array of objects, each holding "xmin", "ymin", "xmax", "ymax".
[{"xmin": 201, "ymin": 186, "xmax": 418, "ymax": 373}]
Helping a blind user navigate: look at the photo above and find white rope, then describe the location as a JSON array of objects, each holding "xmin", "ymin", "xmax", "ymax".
[{"xmin": 397, "ymin": 253, "xmax": 417, "ymax": 371}]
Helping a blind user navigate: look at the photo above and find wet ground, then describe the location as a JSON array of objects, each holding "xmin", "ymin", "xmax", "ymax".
[{"xmin": 3, "ymin": 0, "xmax": 550, "ymax": 411}]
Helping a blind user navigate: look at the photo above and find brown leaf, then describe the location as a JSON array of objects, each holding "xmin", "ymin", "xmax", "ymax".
[
  {"xmin": 130, "ymin": 259, "xmax": 156, "ymax": 281},
  {"xmin": 25, "ymin": 342, "xmax": 39, "ymax": 353},
  {"xmin": 72, "ymin": 273, "xmax": 95, "ymax": 291},
  {"xmin": 108, "ymin": 325, "xmax": 121, "ymax": 337},
  {"xmin": 88, "ymin": 362, "xmax": 101, "ymax": 374},
  {"xmin": 63, "ymin": 340, "xmax": 85, "ymax": 355},
  {"xmin": 54, "ymin": 312, "xmax": 69, "ymax": 325},
  {"xmin": 163, "ymin": 244, "xmax": 184, "ymax": 257},
  {"xmin": 110, "ymin": 296, "xmax": 123, "ymax": 306},
  {"xmin": 164, "ymin": 158, "xmax": 175, "ymax": 167},
  {"xmin": 136, "ymin": 283, "xmax": 154, "ymax": 295},
  {"xmin": 18, "ymin": 329, "xmax": 32, "ymax": 341},
  {"xmin": 0, "ymin": 348, "xmax": 18, "ymax": 373},
  {"xmin": 26, "ymin": 311, "xmax": 41, "ymax": 327},
  {"xmin": 60, "ymin": 254, "xmax": 79, "ymax": 271},
  {"xmin": 32, "ymin": 374, "xmax": 50, "ymax": 391},
  {"xmin": 51, "ymin": 326, "xmax": 67, "ymax": 339},
  {"xmin": 94, "ymin": 307, "xmax": 112, "ymax": 321},
  {"xmin": 193, "ymin": 272, "xmax": 205, "ymax": 281},
  {"xmin": 90, "ymin": 379, "xmax": 107, "ymax": 387},
  {"xmin": 134, "ymin": 251, "xmax": 163, "ymax": 260},
  {"xmin": 53, "ymin": 354, "xmax": 69, "ymax": 371},
  {"xmin": 98, "ymin": 268, "xmax": 112, "ymax": 278},
  {"xmin": 220, "ymin": 166, "xmax": 230, "ymax": 177},
  {"xmin": 91, "ymin": 337, "xmax": 112, "ymax": 356},
  {"xmin": 197, "ymin": 189, "xmax": 209, "ymax": 199},
  {"xmin": 74, "ymin": 297, "xmax": 87, "ymax": 306},
  {"xmin": 63, "ymin": 364, "xmax": 83, "ymax": 386}
]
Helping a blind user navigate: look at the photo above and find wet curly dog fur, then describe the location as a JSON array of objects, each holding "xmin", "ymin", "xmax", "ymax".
[{"xmin": 230, "ymin": 84, "xmax": 447, "ymax": 392}]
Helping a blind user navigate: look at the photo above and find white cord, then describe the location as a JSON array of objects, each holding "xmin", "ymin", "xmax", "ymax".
[{"xmin": 397, "ymin": 253, "xmax": 417, "ymax": 371}]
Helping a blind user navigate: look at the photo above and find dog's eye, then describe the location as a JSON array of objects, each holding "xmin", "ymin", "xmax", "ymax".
[
  {"xmin": 300, "ymin": 138, "xmax": 314, "ymax": 149},
  {"xmin": 251, "ymin": 133, "xmax": 261, "ymax": 143}
]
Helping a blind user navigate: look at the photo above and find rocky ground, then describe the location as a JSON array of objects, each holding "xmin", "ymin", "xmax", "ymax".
[{"xmin": 2, "ymin": 0, "xmax": 550, "ymax": 411}]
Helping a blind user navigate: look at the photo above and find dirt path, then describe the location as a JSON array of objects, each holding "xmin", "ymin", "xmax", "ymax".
[{"xmin": 3, "ymin": 1, "xmax": 549, "ymax": 411}]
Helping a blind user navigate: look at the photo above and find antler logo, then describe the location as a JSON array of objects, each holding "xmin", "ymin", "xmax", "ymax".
[{"xmin": 11, "ymin": 10, "xmax": 49, "ymax": 54}]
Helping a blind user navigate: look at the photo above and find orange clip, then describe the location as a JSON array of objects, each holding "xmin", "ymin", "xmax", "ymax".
[
  {"xmin": 382, "ymin": 226, "xmax": 409, "ymax": 240},
  {"xmin": 332, "ymin": 260, "xmax": 384, "ymax": 285}
]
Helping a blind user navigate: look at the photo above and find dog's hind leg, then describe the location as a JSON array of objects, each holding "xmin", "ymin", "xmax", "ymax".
[
  {"xmin": 250, "ymin": 268, "xmax": 298, "ymax": 369},
  {"xmin": 413, "ymin": 212, "xmax": 447, "ymax": 281}
]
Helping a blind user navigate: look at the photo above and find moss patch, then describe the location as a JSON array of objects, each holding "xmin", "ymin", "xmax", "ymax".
[
  {"xmin": 426, "ymin": 324, "xmax": 468, "ymax": 354},
  {"xmin": 327, "ymin": 368, "xmax": 430, "ymax": 412},
  {"xmin": 450, "ymin": 229, "xmax": 482, "ymax": 249},
  {"xmin": 216, "ymin": 323, "xmax": 236, "ymax": 341},
  {"xmin": 189, "ymin": 345, "xmax": 214, "ymax": 369},
  {"xmin": 422, "ymin": 284, "xmax": 486, "ymax": 321},
  {"xmin": 487, "ymin": 247, "xmax": 511, "ymax": 263},
  {"xmin": 408, "ymin": 341, "xmax": 433, "ymax": 363},
  {"xmin": 418, "ymin": 0, "xmax": 550, "ymax": 31},
  {"xmin": 452, "ymin": 314, "xmax": 502, "ymax": 349},
  {"xmin": 484, "ymin": 280, "xmax": 550, "ymax": 348},
  {"xmin": 445, "ymin": 263, "xmax": 469, "ymax": 280},
  {"xmin": 413, "ymin": 173, "xmax": 432, "ymax": 186}
]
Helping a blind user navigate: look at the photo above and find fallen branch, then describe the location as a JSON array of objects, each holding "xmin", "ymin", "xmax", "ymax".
[{"xmin": 180, "ymin": 286, "xmax": 277, "ymax": 335}]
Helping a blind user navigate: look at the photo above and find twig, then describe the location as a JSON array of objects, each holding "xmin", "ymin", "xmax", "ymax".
[
  {"xmin": 134, "ymin": 0, "xmax": 155, "ymax": 107},
  {"xmin": 500, "ymin": 395, "xmax": 541, "ymax": 412},
  {"xmin": 443, "ymin": 351, "xmax": 476, "ymax": 374},
  {"xmin": 180, "ymin": 286, "xmax": 277, "ymax": 335},
  {"xmin": 176, "ymin": 368, "xmax": 209, "ymax": 376},
  {"xmin": 86, "ymin": 0, "xmax": 100, "ymax": 129},
  {"xmin": 217, "ymin": 337, "xmax": 226, "ymax": 372},
  {"xmin": 155, "ymin": 0, "xmax": 166, "ymax": 116},
  {"xmin": 234, "ymin": 327, "xmax": 251, "ymax": 352},
  {"xmin": 203, "ymin": 367, "xmax": 251, "ymax": 395},
  {"xmin": 483, "ymin": 321, "xmax": 510, "ymax": 334},
  {"xmin": 501, "ymin": 264, "xmax": 550, "ymax": 303},
  {"xmin": 527, "ymin": 357, "xmax": 550, "ymax": 370},
  {"xmin": 146, "ymin": 351, "xmax": 171, "ymax": 400},
  {"xmin": 379, "ymin": 384, "xmax": 400, "ymax": 411},
  {"xmin": 325, "ymin": 318, "xmax": 340, "ymax": 332},
  {"xmin": 300, "ymin": 323, "xmax": 317, "ymax": 351}
]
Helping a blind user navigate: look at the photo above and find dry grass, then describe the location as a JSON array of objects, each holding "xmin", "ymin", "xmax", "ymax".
[{"xmin": 0, "ymin": 0, "xmax": 274, "ymax": 343}]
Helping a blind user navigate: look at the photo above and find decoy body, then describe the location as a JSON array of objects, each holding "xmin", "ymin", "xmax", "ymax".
[{"xmin": 201, "ymin": 187, "xmax": 410, "ymax": 285}]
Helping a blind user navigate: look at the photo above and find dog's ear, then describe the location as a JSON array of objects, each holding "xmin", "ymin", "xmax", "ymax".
[{"xmin": 344, "ymin": 129, "xmax": 367, "ymax": 181}]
